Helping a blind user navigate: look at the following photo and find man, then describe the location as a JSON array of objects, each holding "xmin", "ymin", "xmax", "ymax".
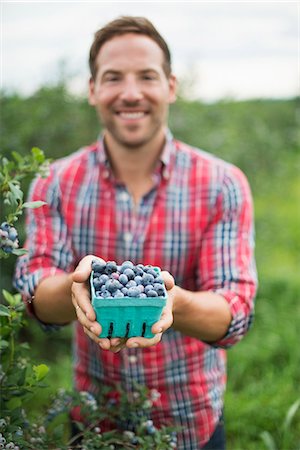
[{"xmin": 14, "ymin": 16, "xmax": 257, "ymax": 449}]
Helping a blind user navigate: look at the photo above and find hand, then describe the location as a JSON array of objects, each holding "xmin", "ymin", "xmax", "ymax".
[{"xmin": 71, "ymin": 255, "xmax": 136, "ymax": 352}]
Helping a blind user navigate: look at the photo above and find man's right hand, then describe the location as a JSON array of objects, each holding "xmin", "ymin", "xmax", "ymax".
[{"xmin": 71, "ymin": 255, "xmax": 126, "ymax": 352}]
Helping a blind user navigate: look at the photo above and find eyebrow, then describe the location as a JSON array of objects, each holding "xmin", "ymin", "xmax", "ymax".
[{"xmin": 101, "ymin": 68, "xmax": 161, "ymax": 77}]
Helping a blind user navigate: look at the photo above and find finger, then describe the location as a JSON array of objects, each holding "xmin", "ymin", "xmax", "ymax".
[
  {"xmin": 110, "ymin": 338, "xmax": 127, "ymax": 352},
  {"xmin": 126, "ymin": 333, "xmax": 162, "ymax": 349},
  {"xmin": 98, "ymin": 337, "xmax": 127, "ymax": 352},
  {"xmin": 72, "ymin": 255, "xmax": 102, "ymax": 283},
  {"xmin": 71, "ymin": 282, "xmax": 96, "ymax": 321},
  {"xmin": 75, "ymin": 305, "xmax": 101, "ymax": 334},
  {"xmin": 83, "ymin": 326, "xmax": 102, "ymax": 345},
  {"xmin": 152, "ymin": 304, "xmax": 173, "ymax": 334},
  {"xmin": 160, "ymin": 271, "xmax": 175, "ymax": 290}
]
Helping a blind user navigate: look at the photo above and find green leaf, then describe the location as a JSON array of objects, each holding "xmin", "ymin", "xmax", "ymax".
[
  {"xmin": 31, "ymin": 147, "xmax": 45, "ymax": 163},
  {"xmin": 11, "ymin": 151, "xmax": 23, "ymax": 163},
  {"xmin": 0, "ymin": 339, "xmax": 9, "ymax": 350},
  {"xmin": 22, "ymin": 201, "xmax": 47, "ymax": 209},
  {"xmin": 283, "ymin": 398, "xmax": 300, "ymax": 433},
  {"xmin": 12, "ymin": 248, "xmax": 28, "ymax": 256},
  {"xmin": 7, "ymin": 396, "xmax": 22, "ymax": 410},
  {"xmin": 33, "ymin": 363, "xmax": 49, "ymax": 381},
  {"xmin": 0, "ymin": 304, "xmax": 11, "ymax": 317},
  {"xmin": 2, "ymin": 289, "xmax": 17, "ymax": 305},
  {"xmin": 8, "ymin": 181, "xmax": 23, "ymax": 202},
  {"xmin": 17, "ymin": 368, "xmax": 27, "ymax": 386},
  {"xmin": 260, "ymin": 431, "xmax": 277, "ymax": 450},
  {"xmin": 0, "ymin": 325, "xmax": 11, "ymax": 337}
]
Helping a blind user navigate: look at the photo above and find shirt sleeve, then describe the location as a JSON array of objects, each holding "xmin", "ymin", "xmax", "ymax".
[
  {"xmin": 13, "ymin": 165, "xmax": 76, "ymax": 329},
  {"xmin": 197, "ymin": 164, "xmax": 258, "ymax": 349}
]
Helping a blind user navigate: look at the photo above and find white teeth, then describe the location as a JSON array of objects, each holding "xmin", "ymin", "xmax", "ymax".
[{"xmin": 119, "ymin": 112, "xmax": 145, "ymax": 119}]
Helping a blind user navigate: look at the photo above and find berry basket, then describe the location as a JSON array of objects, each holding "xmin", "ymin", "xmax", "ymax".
[{"xmin": 90, "ymin": 262, "xmax": 167, "ymax": 339}]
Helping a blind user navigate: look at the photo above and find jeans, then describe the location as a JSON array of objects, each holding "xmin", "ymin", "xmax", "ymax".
[{"xmin": 201, "ymin": 414, "xmax": 226, "ymax": 450}]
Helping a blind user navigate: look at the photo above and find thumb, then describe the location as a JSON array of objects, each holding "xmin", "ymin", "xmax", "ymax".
[
  {"xmin": 72, "ymin": 255, "xmax": 102, "ymax": 283},
  {"xmin": 161, "ymin": 271, "xmax": 175, "ymax": 290}
]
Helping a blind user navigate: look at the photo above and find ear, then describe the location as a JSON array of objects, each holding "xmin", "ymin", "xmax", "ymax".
[
  {"xmin": 168, "ymin": 74, "xmax": 177, "ymax": 104},
  {"xmin": 88, "ymin": 77, "xmax": 96, "ymax": 106}
]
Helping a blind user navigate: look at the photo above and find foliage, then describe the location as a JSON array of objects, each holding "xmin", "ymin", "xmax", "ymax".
[{"xmin": 0, "ymin": 148, "xmax": 49, "ymax": 257}]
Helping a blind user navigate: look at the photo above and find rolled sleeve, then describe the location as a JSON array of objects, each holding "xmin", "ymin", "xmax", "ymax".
[
  {"xmin": 13, "ymin": 166, "xmax": 76, "ymax": 330},
  {"xmin": 198, "ymin": 164, "xmax": 258, "ymax": 348}
]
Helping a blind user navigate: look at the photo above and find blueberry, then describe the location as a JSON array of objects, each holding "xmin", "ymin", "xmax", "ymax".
[
  {"xmin": 153, "ymin": 283, "xmax": 165, "ymax": 296},
  {"xmin": 102, "ymin": 290, "xmax": 112, "ymax": 298},
  {"xmin": 123, "ymin": 268, "xmax": 135, "ymax": 280},
  {"xmin": 93, "ymin": 278, "xmax": 102, "ymax": 289},
  {"xmin": 0, "ymin": 222, "xmax": 10, "ymax": 232},
  {"xmin": 121, "ymin": 287, "xmax": 129, "ymax": 296},
  {"xmin": 119, "ymin": 274, "xmax": 129, "ymax": 285},
  {"xmin": 128, "ymin": 287, "xmax": 140, "ymax": 297},
  {"xmin": 105, "ymin": 261, "xmax": 118, "ymax": 274},
  {"xmin": 147, "ymin": 268, "xmax": 158, "ymax": 278},
  {"xmin": 105, "ymin": 279, "xmax": 122, "ymax": 293},
  {"xmin": 142, "ymin": 273, "xmax": 155, "ymax": 285},
  {"xmin": 134, "ymin": 275, "xmax": 143, "ymax": 285},
  {"xmin": 154, "ymin": 276, "xmax": 164, "ymax": 284},
  {"xmin": 126, "ymin": 280, "xmax": 137, "ymax": 288},
  {"xmin": 113, "ymin": 290, "xmax": 124, "ymax": 298},
  {"xmin": 92, "ymin": 260, "xmax": 106, "ymax": 273},
  {"xmin": 144, "ymin": 284, "xmax": 154, "ymax": 294},
  {"xmin": 8, "ymin": 227, "xmax": 18, "ymax": 241},
  {"xmin": 134, "ymin": 266, "xmax": 144, "ymax": 276},
  {"xmin": 146, "ymin": 289, "xmax": 158, "ymax": 297},
  {"xmin": 99, "ymin": 274, "xmax": 109, "ymax": 284},
  {"xmin": 120, "ymin": 260, "xmax": 134, "ymax": 271}
]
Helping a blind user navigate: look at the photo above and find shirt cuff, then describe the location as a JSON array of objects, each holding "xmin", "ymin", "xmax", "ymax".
[{"xmin": 209, "ymin": 289, "xmax": 254, "ymax": 348}]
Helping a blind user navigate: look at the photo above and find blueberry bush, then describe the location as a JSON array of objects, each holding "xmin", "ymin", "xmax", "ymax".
[{"xmin": 0, "ymin": 150, "xmax": 178, "ymax": 449}]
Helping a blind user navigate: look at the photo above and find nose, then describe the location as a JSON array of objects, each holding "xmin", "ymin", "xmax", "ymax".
[{"xmin": 119, "ymin": 76, "xmax": 143, "ymax": 102}]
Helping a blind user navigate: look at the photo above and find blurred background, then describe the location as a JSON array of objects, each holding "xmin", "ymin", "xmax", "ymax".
[{"xmin": 1, "ymin": 1, "xmax": 300, "ymax": 449}]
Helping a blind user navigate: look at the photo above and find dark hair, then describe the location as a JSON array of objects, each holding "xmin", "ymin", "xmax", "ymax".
[{"xmin": 89, "ymin": 16, "xmax": 172, "ymax": 80}]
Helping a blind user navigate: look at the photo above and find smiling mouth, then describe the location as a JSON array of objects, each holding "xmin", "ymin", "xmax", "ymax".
[{"xmin": 117, "ymin": 111, "xmax": 147, "ymax": 120}]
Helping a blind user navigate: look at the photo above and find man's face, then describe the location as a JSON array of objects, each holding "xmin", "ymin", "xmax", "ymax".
[{"xmin": 88, "ymin": 33, "xmax": 176, "ymax": 149}]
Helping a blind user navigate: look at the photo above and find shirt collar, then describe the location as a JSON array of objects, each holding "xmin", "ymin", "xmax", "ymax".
[{"xmin": 96, "ymin": 129, "xmax": 175, "ymax": 179}]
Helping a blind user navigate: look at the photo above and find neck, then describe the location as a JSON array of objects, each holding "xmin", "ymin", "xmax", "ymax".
[{"xmin": 104, "ymin": 130, "xmax": 166, "ymax": 182}]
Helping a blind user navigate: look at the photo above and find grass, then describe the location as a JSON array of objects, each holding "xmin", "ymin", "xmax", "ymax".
[{"xmin": 226, "ymin": 278, "xmax": 300, "ymax": 449}]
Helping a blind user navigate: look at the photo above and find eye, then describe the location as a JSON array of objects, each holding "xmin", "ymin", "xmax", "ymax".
[
  {"xmin": 141, "ymin": 72, "xmax": 158, "ymax": 81},
  {"xmin": 102, "ymin": 73, "xmax": 121, "ymax": 83},
  {"xmin": 105, "ymin": 76, "xmax": 120, "ymax": 82}
]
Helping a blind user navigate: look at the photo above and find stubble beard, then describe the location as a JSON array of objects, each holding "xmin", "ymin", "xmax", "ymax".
[{"xmin": 104, "ymin": 117, "xmax": 164, "ymax": 151}]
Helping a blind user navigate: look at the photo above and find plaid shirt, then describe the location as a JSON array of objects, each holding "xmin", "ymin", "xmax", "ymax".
[{"xmin": 14, "ymin": 132, "xmax": 257, "ymax": 449}]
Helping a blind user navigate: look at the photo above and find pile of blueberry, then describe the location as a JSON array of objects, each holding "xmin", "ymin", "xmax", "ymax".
[
  {"xmin": 91, "ymin": 260, "xmax": 166, "ymax": 299},
  {"xmin": 0, "ymin": 222, "xmax": 19, "ymax": 253}
]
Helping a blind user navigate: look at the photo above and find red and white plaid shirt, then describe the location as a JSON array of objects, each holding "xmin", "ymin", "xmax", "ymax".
[{"xmin": 14, "ymin": 132, "xmax": 257, "ymax": 448}]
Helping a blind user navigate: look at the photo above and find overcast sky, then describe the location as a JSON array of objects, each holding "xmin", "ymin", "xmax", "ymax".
[{"xmin": 1, "ymin": 1, "xmax": 299, "ymax": 101}]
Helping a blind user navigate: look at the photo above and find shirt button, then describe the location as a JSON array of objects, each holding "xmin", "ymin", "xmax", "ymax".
[
  {"xmin": 119, "ymin": 191, "xmax": 130, "ymax": 201},
  {"xmin": 128, "ymin": 355, "xmax": 138, "ymax": 364},
  {"xmin": 102, "ymin": 169, "xmax": 109, "ymax": 179},
  {"xmin": 163, "ymin": 169, "xmax": 170, "ymax": 180},
  {"xmin": 124, "ymin": 232, "xmax": 133, "ymax": 242}
]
